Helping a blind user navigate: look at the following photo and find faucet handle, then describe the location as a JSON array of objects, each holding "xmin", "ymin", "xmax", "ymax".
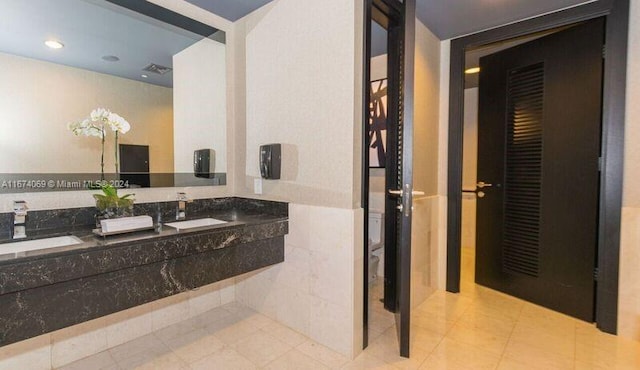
[
  {"xmin": 13, "ymin": 200, "xmax": 28, "ymax": 216},
  {"xmin": 176, "ymin": 192, "xmax": 193, "ymax": 203}
]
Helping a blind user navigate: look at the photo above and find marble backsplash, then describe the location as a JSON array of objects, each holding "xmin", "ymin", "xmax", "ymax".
[{"xmin": 0, "ymin": 197, "xmax": 288, "ymax": 240}]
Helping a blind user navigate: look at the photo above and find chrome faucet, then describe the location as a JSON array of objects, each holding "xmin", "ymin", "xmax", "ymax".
[
  {"xmin": 12, "ymin": 200, "xmax": 28, "ymax": 239},
  {"xmin": 176, "ymin": 192, "xmax": 192, "ymax": 220}
]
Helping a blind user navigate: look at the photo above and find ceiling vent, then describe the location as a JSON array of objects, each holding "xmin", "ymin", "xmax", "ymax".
[{"xmin": 142, "ymin": 63, "xmax": 172, "ymax": 75}]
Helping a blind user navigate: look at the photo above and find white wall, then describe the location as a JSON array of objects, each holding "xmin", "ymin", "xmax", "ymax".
[
  {"xmin": 411, "ymin": 19, "xmax": 442, "ymax": 306},
  {"xmin": 461, "ymin": 88, "xmax": 478, "ymax": 250},
  {"xmin": 236, "ymin": 204, "xmax": 363, "ymax": 358},
  {"xmin": 618, "ymin": 0, "xmax": 640, "ymax": 342},
  {"xmin": 240, "ymin": 0, "xmax": 359, "ymax": 209},
  {"xmin": 173, "ymin": 38, "xmax": 227, "ymax": 176},
  {"xmin": 0, "ymin": 51, "xmax": 173, "ymax": 174},
  {"xmin": 232, "ymin": 0, "xmax": 365, "ymax": 358}
]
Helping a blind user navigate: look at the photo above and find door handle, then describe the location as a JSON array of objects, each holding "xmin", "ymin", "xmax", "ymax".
[
  {"xmin": 388, "ymin": 189, "xmax": 426, "ymax": 196},
  {"xmin": 476, "ymin": 182, "xmax": 493, "ymax": 189}
]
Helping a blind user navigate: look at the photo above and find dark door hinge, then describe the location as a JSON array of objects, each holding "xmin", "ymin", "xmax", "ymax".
[
  {"xmin": 602, "ymin": 44, "xmax": 606, "ymax": 59},
  {"xmin": 594, "ymin": 267, "xmax": 599, "ymax": 281}
]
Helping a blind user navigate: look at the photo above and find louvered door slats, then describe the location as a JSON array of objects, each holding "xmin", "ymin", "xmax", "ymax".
[{"xmin": 502, "ymin": 62, "xmax": 545, "ymax": 277}]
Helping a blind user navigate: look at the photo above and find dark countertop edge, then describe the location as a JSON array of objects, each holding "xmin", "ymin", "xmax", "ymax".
[{"xmin": 0, "ymin": 215, "xmax": 288, "ymax": 266}]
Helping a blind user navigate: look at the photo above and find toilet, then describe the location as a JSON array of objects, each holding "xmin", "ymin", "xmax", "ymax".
[{"xmin": 368, "ymin": 211, "xmax": 385, "ymax": 283}]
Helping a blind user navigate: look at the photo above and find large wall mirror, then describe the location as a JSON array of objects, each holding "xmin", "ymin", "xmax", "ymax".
[{"xmin": 0, "ymin": 0, "xmax": 227, "ymax": 193}]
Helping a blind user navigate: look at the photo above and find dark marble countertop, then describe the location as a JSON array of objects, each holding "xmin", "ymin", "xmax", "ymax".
[
  {"xmin": 0, "ymin": 209, "xmax": 287, "ymax": 265},
  {"xmin": 0, "ymin": 198, "xmax": 288, "ymax": 346}
]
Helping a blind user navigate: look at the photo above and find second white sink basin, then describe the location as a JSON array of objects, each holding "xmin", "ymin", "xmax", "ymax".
[
  {"xmin": 0, "ymin": 235, "xmax": 83, "ymax": 254},
  {"xmin": 164, "ymin": 218, "xmax": 228, "ymax": 230}
]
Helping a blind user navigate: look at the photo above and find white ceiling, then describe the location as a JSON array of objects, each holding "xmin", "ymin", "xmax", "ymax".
[
  {"xmin": 417, "ymin": 0, "xmax": 595, "ymax": 39},
  {"xmin": 0, "ymin": 0, "xmax": 211, "ymax": 88},
  {"xmin": 186, "ymin": 0, "xmax": 596, "ymax": 40},
  {"xmin": 185, "ymin": 0, "xmax": 274, "ymax": 21}
]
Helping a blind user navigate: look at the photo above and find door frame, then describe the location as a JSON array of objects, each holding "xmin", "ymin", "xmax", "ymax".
[
  {"xmin": 362, "ymin": 0, "xmax": 416, "ymax": 356},
  {"xmin": 446, "ymin": 0, "xmax": 629, "ymax": 334}
]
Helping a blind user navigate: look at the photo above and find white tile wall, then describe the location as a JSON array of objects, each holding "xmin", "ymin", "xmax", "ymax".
[
  {"xmin": 236, "ymin": 204, "xmax": 363, "ymax": 358},
  {"xmin": 411, "ymin": 196, "xmax": 439, "ymax": 308},
  {"xmin": 619, "ymin": 207, "xmax": 640, "ymax": 341},
  {"xmin": 0, "ymin": 278, "xmax": 236, "ymax": 368}
]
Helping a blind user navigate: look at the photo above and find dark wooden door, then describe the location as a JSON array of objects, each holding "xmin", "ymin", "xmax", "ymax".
[
  {"xmin": 476, "ymin": 19, "xmax": 604, "ymax": 321},
  {"xmin": 372, "ymin": 0, "xmax": 416, "ymax": 358},
  {"xmin": 119, "ymin": 144, "xmax": 151, "ymax": 188}
]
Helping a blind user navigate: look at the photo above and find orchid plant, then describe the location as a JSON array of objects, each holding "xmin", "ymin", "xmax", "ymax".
[{"xmin": 68, "ymin": 108, "xmax": 131, "ymax": 180}]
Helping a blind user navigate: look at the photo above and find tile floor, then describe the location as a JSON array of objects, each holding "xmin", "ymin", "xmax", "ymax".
[{"xmin": 60, "ymin": 247, "xmax": 640, "ymax": 369}]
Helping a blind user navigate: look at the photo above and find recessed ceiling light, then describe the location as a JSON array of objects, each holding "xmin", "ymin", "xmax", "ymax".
[
  {"xmin": 102, "ymin": 55, "xmax": 120, "ymax": 62},
  {"xmin": 141, "ymin": 74, "xmax": 148, "ymax": 78},
  {"xmin": 465, "ymin": 67, "xmax": 481, "ymax": 74},
  {"xmin": 45, "ymin": 40, "xmax": 64, "ymax": 49}
]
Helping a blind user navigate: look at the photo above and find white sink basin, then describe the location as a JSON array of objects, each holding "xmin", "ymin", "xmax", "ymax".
[
  {"xmin": 164, "ymin": 218, "xmax": 228, "ymax": 230},
  {"xmin": 0, "ymin": 235, "xmax": 83, "ymax": 254}
]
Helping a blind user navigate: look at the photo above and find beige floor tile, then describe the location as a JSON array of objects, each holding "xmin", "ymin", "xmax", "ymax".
[
  {"xmin": 418, "ymin": 338, "xmax": 500, "ymax": 370},
  {"xmin": 297, "ymin": 340, "xmax": 350, "ymax": 369},
  {"xmin": 208, "ymin": 318, "xmax": 262, "ymax": 345},
  {"xmin": 126, "ymin": 351, "xmax": 188, "ymax": 370},
  {"xmin": 109, "ymin": 334, "xmax": 170, "ymax": 364},
  {"xmin": 446, "ymin": 321, "xmax": 510, "ymax": 355},
  {"xmin": 232, "ymin": 331, "xmax": 291, "ymax": 366},
  {"xmin": 154, "ymin": 320, "xmax": 198, "ymax": 344},
  {"xmin": 464, "ymin": 300, "xmax": 522, "ymax": 323},
  {"xmin": 455, "ymin": 309, "xmax": 516, "ymax": 338},
  {"xmin": 458, "ymin": 280, "xmax": 483, "ymax": 298},
  {"xmin": 509, "ymin": 320, "xmax": 575, "ymax": 359},
  {"xmin": 496, "ymin": 356, "xmax": 542, "ymax": 370},
  {"xmin": 341, "ymin": 352, "xmax": 399, "ymax": 370},
  {"xmin": 365, "ymin": 335, "xmax": 430, "ymax": 370},
  {"xmin": 575, "ymin": 325, "xmax": 640, "ymax": 369},
  {"xmin": 161, "ymin": 329, "xmax": 226, "ymax": 364},
  {"xmin": 56, "ymin": 350, "xmax": 118, "ymax": 370},
  {"xmin": 190, "ymin": 348, "xmax": 257, "ymax": 370},
  {"xmin": 503, "ymin": 338, "xmax": 574, "ymax": 370},
  {"xmin": 369, "ymin": 310, "xmax": 396, "ymax": 333},
  {"xmin": 411, "ymin": 312, "xmax": 456, "ymax": 336},
  {"xmin": 410, "ymin": 326, "xmax": 445, "ymax": 353},
  {"xmin": 263, "ymin": 349, "xmax": 329, "ymax": 370},
  {"xmin": 221, "ymin": 302, "xmax": 257, "ymax": 317},
  {"xmin": 519, "ymin": 303, "xmax": 577, "ymax": 327},
  {"xmin": 375, "ymin": 326, "xmax": 443, "ymax": 355},
  {"xmin": 369, "ymin": 327, "xmax": 386, "ymax": 343},
  {"xmin": 241, "ymin": 312, "xmax": 277, "ymax": 330},
  {"xmin": 574, "ymin": 359, "xmax": 627, "ymax": 370},
  {"xmin": 261, "ymin": 322, "xmax": 308, "ymax": 347},
  {"xmin": 187, "ymin": 306, "xmax": 234, "ymax": 328},
  {"xmin": 413, "ymin": 292, "xmax": 472, "ymax": 322}
]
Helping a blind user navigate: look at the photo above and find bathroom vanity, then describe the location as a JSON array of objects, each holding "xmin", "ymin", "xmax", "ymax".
[{"xmin": 0, "ymin": 197, "xmax": 287, "ymax": 347}]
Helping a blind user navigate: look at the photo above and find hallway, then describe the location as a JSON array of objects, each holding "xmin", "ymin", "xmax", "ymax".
[{"xmin": 363, "ymin": 247, "xmax": 640, "ymax": 369}]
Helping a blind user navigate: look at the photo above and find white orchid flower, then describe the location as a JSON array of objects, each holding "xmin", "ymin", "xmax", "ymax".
[
  {"xmin": 106, "ymin": 112, "xmax": 131, "ymax": 134},
  {"xmin": 68, "ymin": 108, "xmax": 131, "ymax": 180},
  {"xmin": 90, "ymin": 108, "xmax": 110, "ymax": 122}
]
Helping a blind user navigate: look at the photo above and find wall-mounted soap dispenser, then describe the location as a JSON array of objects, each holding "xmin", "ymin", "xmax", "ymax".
[
  {"xmin": 260, "ymin": 144, "xmax": 281, "ymax": 180},
  {"xmin": 194, "ymin": 149, "xmax": 215, "ymax": 179}
]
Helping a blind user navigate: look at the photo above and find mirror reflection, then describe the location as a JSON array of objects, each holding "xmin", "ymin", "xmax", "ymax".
[{"xmin": 0, "ymin": 0, "xmax": 227, "ymax": 192}]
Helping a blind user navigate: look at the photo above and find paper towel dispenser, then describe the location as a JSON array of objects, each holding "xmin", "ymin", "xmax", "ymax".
[
  {"xmin": 194, "ymin": 149, "xmax": 215, "ymax": 179},
  {"xmin": 260, "ymin": 144, "xmax": 281, "ymax": 180}
]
